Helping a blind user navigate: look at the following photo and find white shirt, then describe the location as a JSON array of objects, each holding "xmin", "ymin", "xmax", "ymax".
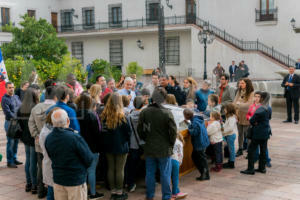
[{"xmin": 207, "ymin": 121, "xmax": 223, "ymax": 143}]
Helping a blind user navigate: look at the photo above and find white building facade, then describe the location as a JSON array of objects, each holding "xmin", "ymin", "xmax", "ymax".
[{"xmin": 0, "ymin": 0, "xmax": 299, "ymax": 79}]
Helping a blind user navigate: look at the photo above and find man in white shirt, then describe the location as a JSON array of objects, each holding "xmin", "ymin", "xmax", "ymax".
[{"xmin": 118, "ymin": 77, "xmax": 136, "ymax": 110}]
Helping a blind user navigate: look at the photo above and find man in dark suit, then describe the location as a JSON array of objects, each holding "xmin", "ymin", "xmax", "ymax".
[
  {"xmin": 281, "ymin": 66, "xmax": 300, "ymax": 124},
  {"xmin": 228, "ymin": 60, "xmax": 238, "ymax": 82}
]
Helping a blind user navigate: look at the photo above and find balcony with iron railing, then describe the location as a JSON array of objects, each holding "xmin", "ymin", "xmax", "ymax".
[
  {"xmin": 255, "ymin": 8, "xmax": 278, "ymax": 22},
  {"xmin": 57, "ymin": 15, "xmax": 295, "ymax": 68}
]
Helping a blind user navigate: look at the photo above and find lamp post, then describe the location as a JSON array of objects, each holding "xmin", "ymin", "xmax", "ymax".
[
  {"xmin": 290, "ymin": 18, "xmax": 300, "ymax": 33},
  {"xmin": 198, "ymin": 22, "xmax": 215, "ymax": 80}
]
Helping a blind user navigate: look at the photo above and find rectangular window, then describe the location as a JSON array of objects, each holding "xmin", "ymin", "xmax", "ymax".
[
  {"xmin": 71, "ymin": 42, "xmax": 84, "ymax": 64},
  {"xmin": 146, "ymin": 1, "xmax": 159, "ymax": 24},
  {"xmin": 60, "ymin": 10, "xmax": 73, "ymax": 31},
  {"xmin": 1, "ymin": 7, "xmax": 10, "ymax": 26},
  {"xmin": 109, "ymin": 4, "xmax": 122, "ymax": 27},
  {"xmin": 82, "ymin": 7, "xmax": 95, "ymax": 29},
  {"xmin": 27, "ymin": 10, "xmax": 36, "ymax": 18},
  {"xmin": 166, "ymin": 37, "xmax": 180, "ymax": 65},
  {"xmin": 257, "ymin": 0, "xmax": 277, "ymax": 22},
  {"xmin": 109, "ymin": 40, "xmax": 123, "ymax": 68}
]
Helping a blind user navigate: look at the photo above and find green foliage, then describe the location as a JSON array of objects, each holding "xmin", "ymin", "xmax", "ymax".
[
  {"xmin": 33, "ymin": 55, "xmax": 87, "ymax": 84},
  {"xmin": 1, "ymin": 22, "xmax": 13, "ymax": 32},
  {"xmin": 5, "ymin": 56, "xmax": 36, "ymax": 88},
  {"xmin": 126, "ymin": 62, "xmax": 144, "ymax": 78},
  {"xmin": 1, "ymin": 14, "xmax": 68, "ymax": 63},
  {"xmin": 90, "ymin": 59, "xmax": 122, "ymax": 83}
]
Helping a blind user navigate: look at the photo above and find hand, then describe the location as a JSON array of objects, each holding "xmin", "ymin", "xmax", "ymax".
[
  {"xmin": 289, "ymin": 83, "xmax": 294, "ymax": 87},
  {"xmin": 232, "ymin": 74, "xmax": 235, "ymax": 76},
  {"xmin": 285, "ymin": 82, "xmax": 289, "ymax": 86},
  {"xmin": 128, "ymin": 95, "xmax": 132, "ymax": 101},
  {"xmin": 35, "ymin": 136, "xmax": 39, "ymax": 143}
]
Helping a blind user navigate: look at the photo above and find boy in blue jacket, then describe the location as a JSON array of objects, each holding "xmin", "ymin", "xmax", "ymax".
[{"xmin": 184, "ymin": 109, "xmax": 210, "ymax": 181}]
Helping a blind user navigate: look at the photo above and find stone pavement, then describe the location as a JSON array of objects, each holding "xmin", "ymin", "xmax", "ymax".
[{"xmin": 0, "ymin": 112, "xmax": 300, "ymax": 200}]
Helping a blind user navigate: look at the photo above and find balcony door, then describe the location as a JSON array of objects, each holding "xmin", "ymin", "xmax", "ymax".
[
  {"xmin": 186, "ymin": 0, "xmax": 196, "ymax": 24},
  {"xmin": 51, "ymin": 12, "xmax": 58, "ymax": 32},
  {"xmin": 260, "ymin": 0, "xmax": 275, "ymax": 21}
]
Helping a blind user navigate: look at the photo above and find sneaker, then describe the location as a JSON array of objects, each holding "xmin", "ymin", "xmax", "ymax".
[
  {"xmin": 7, "ymin": 163, "xmax": 17, "ymax": 168},
  {"xmin": 31, "ymin": 185, "xmax": 38, "ymax": 194},
  {"xmin": 89, "ymin": 192, "xmax": 104, "ymax": 199},
  {"xmin": 14, "ymin": 160, "xmax": 23, "ymax": 165},
  {"xmin": 114, "ymin": 193, "xmax": 128, "ymax": 200},
  {"xmin": 127, "ymin": 184, "xmax": 136, "ymax": 193},
  {"xmin": 25, "ymin": 183, "xmax": 32, "ymax": 192},
  {"xmin": 174, "ymin": 192, "xmax": 188, "ymax": 199},
  {"xmin": 266, "ymin": 162, "xmax": 272, "ymax": 168}
]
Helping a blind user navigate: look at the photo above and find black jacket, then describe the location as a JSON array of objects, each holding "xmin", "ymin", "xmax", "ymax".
[
  {"xmin": 281, "ymin": 74, "xmax": 300, "ymax": 99},
  {"xmin": 17, "ymin": 110, "xmax": 34, "ymax": 146},
  {"xmin": 250, "ymin": 106, "xmax": 272, "ymax": 140},
  {"xmin": 101, "ymin": 118, "xmax": 131, "ymax": 154},
  {"xmin": 165, "ymin": 85, "xmax": 186, "ymax": 106},
  {"xmin": 76, "ymin": 109, "xmax": 101, "ymax": 153},
  {"xmin": 229, "ymin": 65, "xmax": 238, "ymax": 75}
]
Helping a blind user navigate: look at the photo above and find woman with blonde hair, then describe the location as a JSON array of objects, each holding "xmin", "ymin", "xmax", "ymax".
[
  {"xmin": 166, "ymin": 94, "xmax": 178, "ymax": 105},
  {"xmin": 89, "ymin": 84, "xmax": 102, "ymax": 104},
  {"xmin": 101, "ymin": 92, "xmax": 131, "ymax": 200}
]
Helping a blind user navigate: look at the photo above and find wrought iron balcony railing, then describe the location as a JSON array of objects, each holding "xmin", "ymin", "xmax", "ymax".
[
  {"xmin": 58, "ymin": 15, "xmax": 295, "ymax": 68},
  {"xmin": 255, "ymin": 8, "xmax": 278, "ymax": 22}
]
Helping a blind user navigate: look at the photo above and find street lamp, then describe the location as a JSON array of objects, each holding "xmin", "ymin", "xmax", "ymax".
[
  {"xmin": 198, "ymin": 22, "xmax": 215, "ymax": 80},
  {"xmin": 290, "ymin": 18, "xmax": 300, "ymax": 33}
]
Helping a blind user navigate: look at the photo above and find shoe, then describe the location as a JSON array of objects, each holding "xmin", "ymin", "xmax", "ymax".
[
  {"xmin": 240, "ymin": 169, "xmax": 255, "ymax": 175},
  {"xmin": 236, "ymin": 149, "xmax": 243, "ymax": 157},
  {"xmin": 210, "ymin": 164, "xmax": 222, "ymax": 172},
  {"xmin": 223, "ymin": 161, "xmax": 235, "ymax": 169},
  {"xmin": 196, "ymin": 169, "xmax": 210, "ymax": 181},
  {"xmin": 127, "ymin": 184, "xmax": 136, "ymax": 193},
  {"xmin": 295, "ymin": 121, "xmax": 299, "ymax": 124},
  {"xmin": 255, "ymin": 169, "xmax": 266, "ymax": 174},
  {"xmin": 90, "ymin": 192, "xmax": 104, "ymax": 199},
  {"xmin": 283, "ymin": 120, "xmax": 292, "ymax": 123},
  {"xmin": 174, "ymin": 192, "xmax": 188, "ymax": 199},
  {"xmin": 266, "ymin": 163, "xmax": 272, "ymax": 168},
  {"xmin": 14, "ymin": 160, "xmax": 23, "ymax": 165},
  {"xmin": 110, "ymin": 194, "xmax": 117, "ymax": 200},
  {"xmin": 25, "ymin": 183, "xmax": 32, "ymax": 192},
  {"xmin": 114, "ymin": 193, "xmax": 128, "ymax": 200},
  {"xmin": 38, "ymin": 187, "xmax": 48, "ymax": 198},
  {"xmin": 7, "ymin": 163, "xmax": 17, "ymax": 168},
  {"xmin": 31, "ymin": 185, "xmax": 38, "ymax": 194}
]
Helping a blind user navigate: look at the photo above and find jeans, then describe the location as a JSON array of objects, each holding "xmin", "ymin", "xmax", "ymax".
[
  {"xmin": 212, "ymin": 142, "xmax": 223, "ymax": 164},
  {"xmin": 247, "ymin": 139, "xmax": 268, "ymax": 171},
  {"xmin": 225, "ymin": 134, "xmax": 236, "ymax": 162},
  {"xmin": 5, "ymin": 120, "xmax": 19, "ymax": 164},
  {"xmin": 192, "ymin": 150, "xmax": 208, "ymax": 175},
  {"xmin": 254, "ymin": 146, "xmax": 271, "ymax": 164},
  {"xmin": 145, "ymin": 157, "xmax": 172, "ymax": 200},
  {"xmin": 87, "ymin": 153, "xmax": 99, "ymax": 196},
  {"xmin": 24, "ymin": 145, "xmax": 37, "ymax": 185},
  {"xmin": 171, "ymin": 159, "xmax": 180, "ymax": 195},
  {"xmin": 47, "ymin": 186, "xmax": 54, "ymax": 200},
  {"xmin": 125, "ymin": 149, "xmax": 142, "ymax": 187}
]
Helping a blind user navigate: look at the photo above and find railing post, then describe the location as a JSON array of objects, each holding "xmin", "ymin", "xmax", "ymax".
[
  {"xmin": 224, "ymin": 30, "xmax": 226, "ymax": 40},
  {"xmin": 288, "ymin": 55, "xmax": 290, "ymax": 66},
  {"xmin": 257, "ymin": 39, "xmax": 259, "ymax": 50},
  {"xmin": 175, "ymin": 14, "xmax": 177, "ymax": 24},
  {"xmin": 272, "ymin": 47, "xmax": 274, "ymax": 57},
  {"xmin": 241, "ymin": 39, "xmax": 243, "ymax": 50},
  {"xmin": 142, "ymin": 17, "xmax": 143, "ymax": 27}
]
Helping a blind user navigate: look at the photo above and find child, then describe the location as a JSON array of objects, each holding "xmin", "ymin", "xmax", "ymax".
[
  {"xmin": 222, "ymin": 103, "xmax": 238, "ymax": 169},
  {"xmin": 204, "ymin": 94, "xmax": 221, "ymax": 117},
  {"xmin": 125, "ymin": 96, "xmax": 145, "ymax": 192},
  {"xmin": 207, "ymin": 111, "xmax": 223, "ymax": 172},
  {"xmin": 122, "ymin": 95, "xmax": 131, "ymax": 115},
  {"xmin": 171, "ymin": 132, "xmax": 188, "ymax": 199},
  {"xmin": 185, "ymin": 99, "xmax": 200, "ymax": 113},
  {"xmin": 184, "ymin": 108, "xmax": 210, "ymax": 181}
]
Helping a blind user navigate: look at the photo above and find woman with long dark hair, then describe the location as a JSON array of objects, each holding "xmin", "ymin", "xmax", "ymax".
[
  {"xmin": 234, "ymin": 78, "xmax": 254, "ymax": 157},
  {"xmin": 240, "ymin": 92, "xmax": 272, "ymax": 175},
  {"xmin": 101, "ymin": 92, "xmax": 131, "ymax": 200},
  {"xmin": 17, "ymin": 88, "xmax": 40, "ymax": 194}
]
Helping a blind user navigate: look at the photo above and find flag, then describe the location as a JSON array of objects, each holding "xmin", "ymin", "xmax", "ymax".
[{"xmin": 0, "ymin": 48, "xmax": 9, "ymax": 81}]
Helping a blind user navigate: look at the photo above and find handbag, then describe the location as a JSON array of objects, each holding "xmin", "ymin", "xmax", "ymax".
[
  {"xmin": 7, "ymin": 119, "xmax": 22, "ymax": 139},
  {"xmin": 246, "ymin": 125, "xmax": 253, "ymax": 139}
]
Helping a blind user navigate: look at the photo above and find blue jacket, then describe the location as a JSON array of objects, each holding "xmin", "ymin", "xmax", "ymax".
[
  {"xmin": 250, "ymin": 106, "xmax": 272, "ymax": 140},
  {"xmin": 47, "ymin": 101, "xmax": 80, "ymax": 133},
  {"xmin": 188, "ymin": 115, "xmax": 210, "ymax": 151},
  {"xmin": 1, "ymin": 94, "xmax": 21, "ymax": 120},
  {"xmin": 45, "ymin": 127, "xmax": 93, "ymax": 186},
  {"xmin": 195, "ymin": 89, "xmax": 214, "ymax": 112}
]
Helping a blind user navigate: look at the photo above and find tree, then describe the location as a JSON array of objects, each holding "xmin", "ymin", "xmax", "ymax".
[
  {"xmin": 1, "ymin": 15, "xmax": 68, "ymax": 63},
  {"xmin": 89, "ymin": 59, "xmax": 122, "ymax": 83},
  {"xmin": 126, "ymin": 62, "xmax": 144, "ymax": 78}
]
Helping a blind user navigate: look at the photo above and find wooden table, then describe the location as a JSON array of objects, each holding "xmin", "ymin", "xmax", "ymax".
[{"xmin": 179, "ymin": 129, "xmax": 195, "ymax": 177}]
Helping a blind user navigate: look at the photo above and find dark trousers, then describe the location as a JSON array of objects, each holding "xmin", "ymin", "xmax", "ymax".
[
  {"xmin": 37, "ymin": 152, "xmax": 46, "ymax": 194},
  {"xmin": 212, "ymin": 142, "xmax": 223, "ymax": 164},
  {"xmin": 192, "ymin": 150, "xmax": 208, "ymax": 174},
  {"xmin": 247, "ymin": 139, "xmax": 268, "ymax": 171},
  {"xmin": 125, "ymin": 149, "xmax": 143, "ymax": 187},
  {"xmin": 230, "ymin": 74, "xmax": 234, "ymax": 82},
  {"xmin": 286, "ymin": 91, "xmax": 299, "ymax": 121}
]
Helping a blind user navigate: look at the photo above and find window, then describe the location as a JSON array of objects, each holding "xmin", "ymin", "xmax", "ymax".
[
  {"xmin": 27, "ymin": 10, "xmax": 36, "ymax": 18},
  {"xmin": 109, "ymin": 40, "xmax": 123, "ymax": 68},
  {"xmin": 60, "ymin": 10, "xmax": 73, "ymax": 31},
  {"xmin": 146, "ymin": 0, "xmax": 159, "ymax": 24},
  {"xmin": 256, "ymin": 0, "xmax": 277, "ymax": 22},
  {"xmin": 166, "ymin": 37, "xmax": 180, "ymax": 65},
  {"xmin": 71, "ymin": 42, "xmax": 84, "ymax": 64},
  {"xmin": 261, "ymin": 0, "xmax": 274, "ymax": 11},
  {"xmin": 82, "ymin": 7, "xmax": 94, "ymax": 29},
  {"xmin": 186, "ymin": 0, "xmax": 196, "ymax": 24},
  {"xmin": 1, "ymin": 7, "xmax": 10, "ymax": 26},
  {"xmin": 109, "ymin": 4, "xmax": 122, "ymax": 27}
]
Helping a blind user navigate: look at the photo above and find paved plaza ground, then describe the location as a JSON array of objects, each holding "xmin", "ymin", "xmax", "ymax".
[{"xmin": 0, "ymin": 111, "xmax": 299, "ymax": 200}]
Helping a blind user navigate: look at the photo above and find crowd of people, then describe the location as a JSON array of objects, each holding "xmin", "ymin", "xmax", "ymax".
[{"xmin": 2, "ymin": 64, "xmax": 298, "ymax": 200}]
